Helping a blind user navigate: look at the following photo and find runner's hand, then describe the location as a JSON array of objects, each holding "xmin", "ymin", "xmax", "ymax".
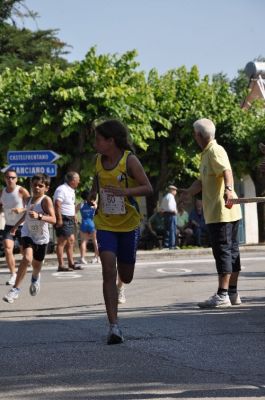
[{"xmin": 104, "ymin": 185, "xmax": 127, "ymax": 197}]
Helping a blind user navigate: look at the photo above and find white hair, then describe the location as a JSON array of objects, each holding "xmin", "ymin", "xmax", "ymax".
[
  {"xmin": 193, "ymin": 118, "xmax": 216, "ymax": 140},
  {"xmin": 65, "ymin": 171, "xmax": 79, "ymax": 183}
]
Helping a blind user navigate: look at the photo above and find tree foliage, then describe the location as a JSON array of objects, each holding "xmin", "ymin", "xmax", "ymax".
[
  {"xmin": 0, "ymin": 48, "xmax": 170, "ymax": 192},
  {"xmin": 1, "ymin": 46, "xmax": 264, "ymax": 212},
  {"xmin": 0, "ymin": 0, "xmax": 69, "ymax": 72}
]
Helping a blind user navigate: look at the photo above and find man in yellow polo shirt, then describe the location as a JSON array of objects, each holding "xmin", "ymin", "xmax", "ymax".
[{"xmin": 181, "ymin": 118, "xmax": 242, "ymax": 308}]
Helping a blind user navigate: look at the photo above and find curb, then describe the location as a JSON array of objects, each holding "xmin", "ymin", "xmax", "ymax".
[{"xmin": 0, "ymin": 245, "xmax": 265, "ymax": 268}]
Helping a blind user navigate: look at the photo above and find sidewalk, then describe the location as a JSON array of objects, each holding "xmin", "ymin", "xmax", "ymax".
[{"xmin": 1, "ymin": 243, "xmax": 265, "ymax": 268}]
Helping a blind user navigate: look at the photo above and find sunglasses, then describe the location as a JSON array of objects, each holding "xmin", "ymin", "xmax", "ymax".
[{"xmin": 6, "ymin": 176, "xmax": 17, "ymax": 180}]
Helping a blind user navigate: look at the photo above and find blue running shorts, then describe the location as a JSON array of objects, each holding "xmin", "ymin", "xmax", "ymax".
[
  {"xmin": 80, "ymin": 220, "xmax": 95, "ymax": 234},
  {"xmin": 97, "ymin": 228, "xmax": 140, "ymax": 264}
]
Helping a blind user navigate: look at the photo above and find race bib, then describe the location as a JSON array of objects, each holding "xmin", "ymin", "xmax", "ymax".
[
  {"xmin": 100, "ymin": 189, "xmax": 125, "ymax": 215},
  {"xmin": 27, "ymin": 218, "xmax": 42, "ymax": 237}
]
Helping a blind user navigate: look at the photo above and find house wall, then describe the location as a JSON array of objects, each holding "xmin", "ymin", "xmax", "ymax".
[{"xmin": 242, "ymin": 175, "xmax": 259, "ymax": 244}]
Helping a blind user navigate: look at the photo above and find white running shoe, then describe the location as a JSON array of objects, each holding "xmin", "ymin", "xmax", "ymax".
[
  {"xmin": 6, "ymin": 273, "xmax": 17, "ymax": 286},
  {"xmin": 229, "ymin": 292, "xmax": 241, "ymax": 305},
  {"xmin": 198, "ymin": 293, "xmax": 231, "ymax": 309},
  {"xmin": 29, "ymin": 275, "xmax": 41, "ymax": 296},
  {"xmin": 117, "ymin": 286, "xmax": 126, "ymax": 304},
  {"xmin": 107, "ymin": 324, "xmax": 124, "ymax": 345},
  {"xmin": 91, "ymin": 257, "xmax": 99, "ymax": 264},
  {"xmin": 80, "ymin": 257, "xmax": 88, "ymax": 265},
  {"xmin": 3, "ymin": 288, "xmax": 20, "ymax": 303}
]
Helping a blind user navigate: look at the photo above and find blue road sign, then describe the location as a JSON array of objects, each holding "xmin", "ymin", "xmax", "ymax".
[
  {"xmin": 2, "ymin": 164, "xmax": 58, "ymax": 177},
  {"xmin": 7, "ymin": 150, "xmax": 60, "ymax": 164}
]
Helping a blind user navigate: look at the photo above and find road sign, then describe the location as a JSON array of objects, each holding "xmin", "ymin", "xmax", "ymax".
[
  {"xmin": 2, "ymin": 164, "xmax": 58, "ymax": 177},
  {"xmin": 7, "ymin": 150, "xmax": 60, "ymax": 164}
]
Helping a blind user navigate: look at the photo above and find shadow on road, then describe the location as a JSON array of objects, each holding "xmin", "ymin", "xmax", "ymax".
[{"xmin": 0, "ymin": 294, "xmax": 264, "ymax": 399}]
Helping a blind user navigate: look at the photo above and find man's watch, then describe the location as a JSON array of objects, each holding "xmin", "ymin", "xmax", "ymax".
[
  {"xmin": 38, "ymin": 213, "xmax": 43, "ymax": 220},
  {"xmin": 225, "ymin": 185, "xmax": 233, "ymax": 192}
]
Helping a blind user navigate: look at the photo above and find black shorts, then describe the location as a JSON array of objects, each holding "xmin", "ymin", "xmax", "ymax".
[
  {"xmin": 55, "ymin": 215, "xmax": 75, "ymax": 238},
  {"xmin": 21, "ymin": 236, "xmax": 47, "ymax": 262},
  {"xmin": 3, "ymin": 225, "xmax": 22, "ymax": 245},
  {"xmin": 207, "ymin": 220, "xmax": 241, "ymax": 274}
]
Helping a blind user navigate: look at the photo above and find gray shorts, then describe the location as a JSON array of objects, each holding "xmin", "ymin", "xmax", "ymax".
[
  {"xmin": 3, "ymin": 225, "xmax": 22, "ymax": 245},
  {"xmin": 55, "ymin": 216, "xmax": 75, "ymax": 238}
]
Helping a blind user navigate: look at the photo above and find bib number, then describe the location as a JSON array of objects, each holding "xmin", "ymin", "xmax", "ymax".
[
  {"xmin": 27, "ymin": 218, "xmax": 42, "ymax": 237},
  {"xmin": 100, "ymin": 189, "xmax": 125, "ymax": 215}
]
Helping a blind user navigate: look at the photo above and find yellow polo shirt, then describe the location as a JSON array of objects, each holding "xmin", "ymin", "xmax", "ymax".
[{"xmin": 199, "ymin": 140, "xmax": 242, "ymax": 224}]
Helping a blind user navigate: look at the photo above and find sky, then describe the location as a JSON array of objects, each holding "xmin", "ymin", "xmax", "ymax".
[{"xmin": 20, "ymin": 0, "xmax": 265, "ymax": 80}]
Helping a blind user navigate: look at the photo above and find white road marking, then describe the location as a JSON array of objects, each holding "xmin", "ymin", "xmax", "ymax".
[
  {"xmin": 52, "ymin": 272, "xmax": 82, "ymax": 279},
  {"xmin": 137, "ymin": 259, "xmax": 214, "ymax": 266},
  {"xmin": 157, "ymin": 267, "xmax": 192, "ymax": 274},
  {"xmin": 137, "ymin": 257, "xmax": 259, "ymax": 266}
]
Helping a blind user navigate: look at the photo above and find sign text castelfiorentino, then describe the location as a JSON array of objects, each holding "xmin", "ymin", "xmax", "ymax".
[{"xmin": 1, "ymin": 150, "xmax": 60, "ymax": 177}]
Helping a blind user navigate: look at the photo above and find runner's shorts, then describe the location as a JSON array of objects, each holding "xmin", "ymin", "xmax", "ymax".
[
  {"xmin": 80, "ymin": 220, "xmax": 95, "ymax": 234},
  {"xmin": 97, "ymin": 228, "xmax": 140, "ymax": 264},
  {"xmin": 3, "ymin": 225, "xmax": 23, "ymax": 245},
  {"xmin": 21, "ymin": 236, "xmax": 47, "ymax": 262}
]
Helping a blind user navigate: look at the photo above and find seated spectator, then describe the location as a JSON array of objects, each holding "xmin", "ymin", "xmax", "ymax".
[
  {"xmin": 189, "ymin": 199, "xmax": 207, "ymax": 246},
  {"xmin": 176, "ymin": 202, "xmax": 193, "ymax": 246},
  {"xmin": 147, "ymin": 208, "xmax": 165, "ymax": 248}
]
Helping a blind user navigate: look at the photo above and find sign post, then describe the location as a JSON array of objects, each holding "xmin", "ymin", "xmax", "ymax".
[{"xmin": 2, "ymin": 150, "xmax": 60, "ymax": 177}]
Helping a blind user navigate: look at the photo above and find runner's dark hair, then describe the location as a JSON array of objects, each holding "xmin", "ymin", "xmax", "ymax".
[
  {"xmin": 4, "ymin": 169, "xmax": 17, "ymax": 177},
  {"xmin": 94, "ymin": 119, "xmax": 135, "ymax": 153},
  {"xmin": 31, "ymin": 173, "xmax": 51, "ymax": 187}
]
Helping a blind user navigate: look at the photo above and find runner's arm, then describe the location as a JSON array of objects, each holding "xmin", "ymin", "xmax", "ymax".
[{"xmin": 38, "ymin": 196, "xmax": 56, "ymax": 224}]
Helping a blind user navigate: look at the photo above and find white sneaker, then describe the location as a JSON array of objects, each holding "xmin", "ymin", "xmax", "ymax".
[
  {"xmin": 107, "ymin": 324, "xmax": 124, "ymax": 345},
  {"xmin": 91, "ymin": 257, "xmax": 99, "ymax": 264},
  {"xmin": 29, "ymin": 275, "xmax": 41, "ymax": 296},
  {"xmin": 229, "ymin": 292, "xmax": 241, "ymax": 305},
  {"xmin": 6, "ymin": 273, "xmax": 17, "ymax": 286},
  {"xmin": 198, "ymin": 293, "xmax": 231, "ymax": 309},
  {"xmin": 117, "ymin": 286, "xmax": 126, "ymax": 304},
  {"xmin": 80, "ymin": 257, "xmax": 88, "ymax": 265},
  {"xmin": 3, "ymin": 288, "xmax": 20, "ymax": 303}
]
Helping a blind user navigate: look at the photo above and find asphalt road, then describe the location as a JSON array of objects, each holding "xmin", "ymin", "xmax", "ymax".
[{"xmin": 0, "ymin": 249, "xmax": 264, "ymax": 400}]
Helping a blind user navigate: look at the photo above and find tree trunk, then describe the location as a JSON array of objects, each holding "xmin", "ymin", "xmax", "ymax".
[
  {"xmin": 146, "ymin": 140, "xmax": 169, "ymax": 217},
  {"xmin": 68, "ymin": 127, "xmax": 89, "ymax": 172}
]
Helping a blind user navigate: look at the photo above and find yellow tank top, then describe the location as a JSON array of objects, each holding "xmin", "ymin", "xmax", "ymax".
[{"xmin": 94, "ymin": 150, "xmax": 141, "ymax": 232}]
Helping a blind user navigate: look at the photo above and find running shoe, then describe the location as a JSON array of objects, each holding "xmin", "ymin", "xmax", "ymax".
[
  {"xmin": 198, "ymin": 293, "xmax": 231, "ymax": 309},
  {"xmin": 91, "ymin": 257, "xmax": 99, "ymax": 264},
  {"xmin": 107, "ymin": 324, "xmax": 124, "ymax": 345},
  {"xmin": 3, "ymin": 288, "xmax": 20, "ymax": 303},
  {"xmin": 80, "ymin": 257, "xmax": 88, "ymax": 265},
  {"xmin": 29, "ymin": 275, "xmax": 41, "ymax": 296},
  {"xmin": 71, "ymin": 263, "xmax": 84, "ymax": 270},
  {"xmin": 229, "ymin": 292, "xmax": 241, "ymax": 305},
  {"xmin": 6, "ymin": 273, "xmax": 17, "ymax": 286},
  {"xmin": 117, "ymin": 286, "xmax": 126, "ymax": 304}
]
